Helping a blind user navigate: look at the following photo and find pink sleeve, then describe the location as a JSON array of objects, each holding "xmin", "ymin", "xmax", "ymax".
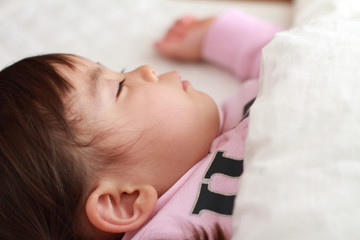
[{"xmin": 202, "ymin": 9, "xmax": 283, "ymax": 80}]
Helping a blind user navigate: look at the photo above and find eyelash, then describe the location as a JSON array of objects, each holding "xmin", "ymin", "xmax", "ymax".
[
  {"xmin": 116, "ymin": 68, "xmax": 126, "ymax": 98},
  {"xmin": 116, "ymin": 78, "xmax": 126, "ymax": 98}
]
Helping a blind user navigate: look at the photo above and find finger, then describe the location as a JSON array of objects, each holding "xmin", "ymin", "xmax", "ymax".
[
  {"xmin": 154, "ymin": 40, "xmax": 180, "ymax": 58},
  {"xmin": 165, "ymin": 15, "xmax": 198, "ymax": 40}
]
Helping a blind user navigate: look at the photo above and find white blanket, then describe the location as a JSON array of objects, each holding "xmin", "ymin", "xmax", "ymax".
[{"xmin": 233, "ymin": 0, "xmax": 360, "ymax": 239}]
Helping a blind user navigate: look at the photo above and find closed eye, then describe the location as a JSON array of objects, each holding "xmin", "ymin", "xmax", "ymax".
[{"xmin": 116, "ymin": 79, "xmax": 126, "ymax": 98}]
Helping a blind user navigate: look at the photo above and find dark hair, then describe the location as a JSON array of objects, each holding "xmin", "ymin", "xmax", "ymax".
[
  {"xmin": 178, "ymin": 221, "xmax": 228, "ymax": 240},
  {"xmin": 0, "ymin": 54, "xmax": 94, "ymax": 240},
  {"xmin": 191, "ymin": 223, "xmax": 228, "ymax": 240}
]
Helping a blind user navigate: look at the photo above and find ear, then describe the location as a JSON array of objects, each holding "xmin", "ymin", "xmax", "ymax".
[{"xmin": 85, "ymin": 181, "xmax": 158, "ymax": 233}]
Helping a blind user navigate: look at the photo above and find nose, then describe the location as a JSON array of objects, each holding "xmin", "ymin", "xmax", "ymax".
[{"xmin": 134, "ymin": 65, "xmax": 158, "ymax": 82}]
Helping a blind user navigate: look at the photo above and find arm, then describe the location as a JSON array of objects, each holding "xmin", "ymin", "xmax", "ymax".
[
  {"xmin": 202, "ymin": 9, "xmax": 283, "ymax": 80},
  {"xmin": 155, "ymin": 9, "xmax": 283, "ymax": 80}
]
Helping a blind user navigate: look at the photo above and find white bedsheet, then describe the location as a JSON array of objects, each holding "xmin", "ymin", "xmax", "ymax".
[{"xmin": 0, "ymin": 0, "xmax": 291, "ymax": 104}]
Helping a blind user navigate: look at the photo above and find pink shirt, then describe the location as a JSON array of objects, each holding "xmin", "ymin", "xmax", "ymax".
[{"xmin": 122, "ymin": 9, "xmax": 282, "ymax": 240}]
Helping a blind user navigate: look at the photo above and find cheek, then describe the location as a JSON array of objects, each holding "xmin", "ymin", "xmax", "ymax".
[
  {"xmin": 142, "ymin": 90, "xmax": 219, "ymax": 141},
  {"xmin": 126, "ymin": 93, "xmax": 196, "ymax": 141},
  {"xmin": 190, "ymin": 91, "xmax": 220, "ymax": 131},
  {"xmin": 123, "ymin": 88, "xmax": 218, "ymax": 153},
  {"xmin": 126, "ymin": 89, "xmax": 191, "ymax": 127},
  {"xmin": 127, "ymin": 92, "xmax": 219, "ymax": 182}
]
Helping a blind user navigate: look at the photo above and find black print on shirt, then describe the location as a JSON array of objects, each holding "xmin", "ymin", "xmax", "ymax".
[{"xmin": 192, "ymin": 151, "xmax": 243, "ymax": 216}]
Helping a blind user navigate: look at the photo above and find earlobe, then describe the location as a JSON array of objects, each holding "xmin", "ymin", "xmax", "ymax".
[{"xmin": 86, "ymin": 181, "xmax": 158, "ymax": 233}]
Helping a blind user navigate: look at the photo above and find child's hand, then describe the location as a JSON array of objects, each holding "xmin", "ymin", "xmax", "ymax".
[{"xmin": 155, "ymin": 15, "xmax": 215, "ymax": 62}]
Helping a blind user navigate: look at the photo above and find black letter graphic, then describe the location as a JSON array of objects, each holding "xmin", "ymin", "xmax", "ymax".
[
  {"xmin": 205, "ymin": 151, "xmax": 243, "ymax": 179},
  {"xmin": 192, "ymin": 184, "xmax": 236, "ymax": 215},
  {"xmin": 192, "ymin": 151, "xmax": 243, "ymax": 216}
]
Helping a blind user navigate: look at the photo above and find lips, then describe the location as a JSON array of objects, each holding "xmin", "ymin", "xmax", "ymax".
[
  {"xmin": 168, "ymin": 70, "xmax": 192, "ymax": 91},
  {"xmin": 181, "ymin": 80, "xmax": 191, "ymax": 91}
]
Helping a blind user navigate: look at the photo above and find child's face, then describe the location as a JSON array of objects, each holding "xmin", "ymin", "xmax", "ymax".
[{"xmin": 61, "ymin": 56, "xmax": 219, "ymax": 195}]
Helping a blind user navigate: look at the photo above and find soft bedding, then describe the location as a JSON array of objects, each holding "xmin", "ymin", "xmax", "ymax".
[
  {"xmin": 233, "ymin": 0, "xmax": 360, "ymax": 239},
  {"xmin": 4, "ymin": 0, "xmax": 359, "ymax": 239},
  {"xmin": 0, "ymin": 0, "xmax": 291, "ymax": 105}
]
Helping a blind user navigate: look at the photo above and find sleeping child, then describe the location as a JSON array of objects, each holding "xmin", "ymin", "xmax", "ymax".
[{"xmin": 0, "ymin": 9, "xmax": 282, "ymax": 240}]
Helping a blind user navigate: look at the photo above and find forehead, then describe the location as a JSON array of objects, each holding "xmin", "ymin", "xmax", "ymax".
[
  {"xmin": 56, "ymin": 55, "xmax": 97, "ymax": 74},
  {"xmin": 57, "ymin": 56, "xmax": 101, "ymax": 89},
  {"xmin": 58, "ymin": 56, "xmax": 102, "ymax": 113}
]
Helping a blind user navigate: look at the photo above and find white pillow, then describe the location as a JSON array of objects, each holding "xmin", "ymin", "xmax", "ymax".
[{"xmin": 232, "ymin": 15, "xmax": 360, "ymax": 240}]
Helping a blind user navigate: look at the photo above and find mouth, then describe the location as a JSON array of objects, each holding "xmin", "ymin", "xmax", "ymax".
[
  {"xmin": 173, "ymin": 71, "xmax": 191, "ymax": 91},
  {"xmin": 181, "ymin": 80, "xmax": 191, "ymax": 91},
  {"xmin": 163, "ymin": 70, "xmax": 192, "ymax": 91}
]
